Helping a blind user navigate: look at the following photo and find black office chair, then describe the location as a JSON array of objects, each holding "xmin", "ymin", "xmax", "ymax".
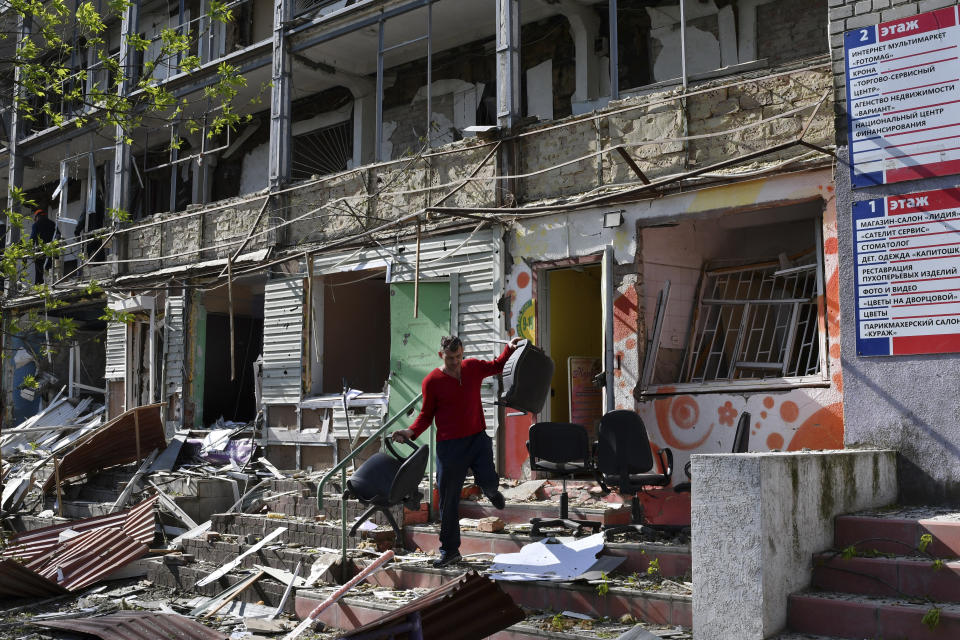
[
  {"xmin": 344, "ymin": 434, "xmax": 429, "ymax": 543},
  {"xmin": 526, "ymin": 422, "xmax": 603, "ymax": 536},
  {"xmin": 674, "ymin": 411, "xmax": 750, "ymax": 493},
  {"xmin": 594, "ymin": 410, "xmax": 674, "ymax": 538}
]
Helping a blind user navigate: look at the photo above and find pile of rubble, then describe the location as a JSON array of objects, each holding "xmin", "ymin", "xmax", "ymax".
[{"xmin": 0, "ymin": 398, "xmax": 693, "ymax": 640}]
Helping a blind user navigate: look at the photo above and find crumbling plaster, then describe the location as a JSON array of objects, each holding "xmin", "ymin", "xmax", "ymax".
[{"xmin": 519, "ymin": 65, "xmax": 833, "ymax": 204}]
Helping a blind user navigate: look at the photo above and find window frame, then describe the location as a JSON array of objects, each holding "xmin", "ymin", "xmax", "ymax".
[{"xmin": 641, "ymin": 216, "xmax": 830, "ymax": 397}]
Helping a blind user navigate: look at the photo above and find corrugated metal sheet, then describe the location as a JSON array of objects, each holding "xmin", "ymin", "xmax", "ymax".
[
  {"xmin": 0, "ymin": 559, "xmax": 68, "ymax": 598},
  {"xmin": 2, "ymin": 495, "xmax": 158, "ymax": 562},
  {"xmin": 26, "ymin": 526, "xmax": 148, "ymax": 591},
  {"xmin": 34, "ymin": 611, "xmax": 227, "ymax": 639},
  {"xmin": 41, "ymin": 404, "xmax": 166, "ymax": 493},
  {"xmin": 262, "ymin": 277, "xmax": 306, "ymax": 405},
  {"xmin": 165, "ymin": 295, "xmax": 185, "ymax": 396},
  {"xmin": 310, "ymin": 228, "xmax": 502, "ymax": 430},
  {"xmin": 343, "ymin": 571, "xmax": 524, "ymax": 640},
  {"xmin": 105, "ymin": 321, "xmax": 127, "ymax": 380}
]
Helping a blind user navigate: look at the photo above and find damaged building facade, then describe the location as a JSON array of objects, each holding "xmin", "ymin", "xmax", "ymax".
[{"xmin": 1, "ymin": 0, "xmax": 840, "ymax": 484}]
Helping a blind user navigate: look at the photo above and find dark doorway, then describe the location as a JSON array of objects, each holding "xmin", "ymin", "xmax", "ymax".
[{"xmin": 203, "ymin": 313, "xmax": 263, "ymax": 424}]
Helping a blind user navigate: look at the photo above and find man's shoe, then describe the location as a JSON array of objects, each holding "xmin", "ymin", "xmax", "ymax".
[
  {"xmin": 433, "ymin": 552, "xmax": 461, "ymax": 568},
  {"xmin": 490, "ymin": 491, "xmax": 506, "ymax": 510}
]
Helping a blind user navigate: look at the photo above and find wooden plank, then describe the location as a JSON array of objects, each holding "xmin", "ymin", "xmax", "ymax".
[{"xmin": 195, "ymin": 527, "xmax": 286, "ymax": 587}]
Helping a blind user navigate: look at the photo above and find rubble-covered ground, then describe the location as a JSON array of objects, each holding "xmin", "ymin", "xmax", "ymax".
[{"xmin": 0, "ymin": 578, "xmax": 334, "ymax": 640}]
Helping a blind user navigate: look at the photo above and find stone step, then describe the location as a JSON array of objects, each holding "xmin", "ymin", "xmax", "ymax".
[
  {"xmin": 834, "ymin": 514, "xmax": 960, "ymax": 558},
  {"xmin": 812, "ymin": 553, "xmax": 960, "ymax": 603},
  {"xmin": 48, "ymin": 499, "xmax": 117, "ymax": 519},
  {"xmin": 145, "ymin": 558, "xmax": 298, "ymax": 614},
  {"xmin": 788, "ymin": 591, "xmax": 960, "ymax": 639},
  {"xmin": 205, "ymin": 513, "xmax": 397, "ymax": 551},
  {"xmin": 180, "ymin": 537, "xmax": 326, "ymax": 576},
  {"xmin": 342, "ymin": 559, "xmax": 691, "ymax": 627},
  {"xmin": 292, "ymin": 592, "xmax": 689, "ymax": 640},
  {"xmin": 404, "ymin": 524, "xmax": 691, "ymax": 578},
  {"xmin": 457, "ymin": 500, "xmax": 632, "ymax": 527}
]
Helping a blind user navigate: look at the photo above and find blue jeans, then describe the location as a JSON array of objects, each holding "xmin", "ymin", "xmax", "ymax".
[{"xmin": 436, "ymin": 430, "xmax": 499, "ymax": 555}]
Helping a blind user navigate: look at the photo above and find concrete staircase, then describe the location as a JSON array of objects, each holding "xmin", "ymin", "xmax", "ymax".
[
  {"xmin": 29, "ymin": 463, "xmax": 238, "ymax": 524},
  {"xmin": 786, "ymin": 510, "xmax": 960, "ymax": 639},
  {"xmin": 146, "ymin": 479, "xmax": 693, "ymax": 638}
]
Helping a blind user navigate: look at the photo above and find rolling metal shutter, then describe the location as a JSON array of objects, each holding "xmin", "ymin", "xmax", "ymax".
[
  {"xmin": 261, "ymin": 277, "xmax": 306, "ymax": 405},
  {"xmin": 104, "ymin": 322, "xmax": 127, "ymax": 381},
  {"xmin": 164, "ymin": 295, "xmax": 185, "ymax": 396}
]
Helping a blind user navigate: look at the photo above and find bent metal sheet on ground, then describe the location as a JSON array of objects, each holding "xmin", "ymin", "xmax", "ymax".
[{"xmin": 845, "ymin": 6, "xmax": 960, "ymax": 187}]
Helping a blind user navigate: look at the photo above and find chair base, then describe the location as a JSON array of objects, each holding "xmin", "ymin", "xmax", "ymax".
[
  {"xmin": 528, "ymin": 488, "xmax": 602, "ymax": 536},
  {"xmin": 601, "ymin": 493, "xmax": 688, "ymax": 540},
  {"xmin": 348, "ymin": 501, "xmax": 403, "ymax": 544},
  {"xmin": 530, "ymin": 516, "xmax": 603, "ymax": 536}
]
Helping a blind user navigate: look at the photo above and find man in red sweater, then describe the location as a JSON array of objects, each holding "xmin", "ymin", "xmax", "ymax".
[{"xmin": 393, "ymin": 334, "xmax": 521, "ymax": 566}]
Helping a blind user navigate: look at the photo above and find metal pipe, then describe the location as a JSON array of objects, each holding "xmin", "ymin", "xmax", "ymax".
[
  {"xmin": 149, "ymin": 306, "xmax": 156, "ymax": 403},
  {"xmin": 375, "ymin": 19, "xmax": 384, "ymax": 163},
  {"xmin": 609, "ymin": 0, "xmax": 619, "ymax": 100},
  {"xmin": 283, "ymin": 549, "xmax": 395, "ymax": 640},
  {"xmin": 316, "ymin": 392, "xmax": 423, "ymax": 510},
  {"xmin": 426, "ymin": 2, "xmax": 432, "ymax": 149},
  {"xmin": 679, "ymin": 0, "xmax": 688, "ymax": 92},
  {"xmin": 68, "ymin": 344, "xmax": 75, "ymax": 398},
  {"xmin": 380, "ymin": 33, "xmax": 429, "ymax": 54}
]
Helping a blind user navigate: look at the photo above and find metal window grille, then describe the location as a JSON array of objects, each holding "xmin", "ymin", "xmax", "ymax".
[
  {"xmin": 681, "ymin": 260, "xmax": 821, "ymax": 383},
  {"xmin": 291, "ymin": 119, "xmax": 353, "ymax": 181}
]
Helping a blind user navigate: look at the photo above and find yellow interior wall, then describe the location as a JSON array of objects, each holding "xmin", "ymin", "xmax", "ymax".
[{"xmin": 547, "ymin": 265, "xmax": 602, "ymax": 422}]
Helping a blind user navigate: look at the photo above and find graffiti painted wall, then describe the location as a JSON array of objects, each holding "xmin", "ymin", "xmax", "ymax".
[{"xmin": 500, "ymin": 169, "xmax": 844, "ymax": 479}]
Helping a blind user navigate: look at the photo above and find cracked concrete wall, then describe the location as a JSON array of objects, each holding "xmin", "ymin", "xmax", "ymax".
[
  {"xmin": 519, "ymin": 65, "xmax": 833, "ymax": 205},
  {"xmin": 692, "ymin": 449, "xmax": 897, "ymax": 640}
]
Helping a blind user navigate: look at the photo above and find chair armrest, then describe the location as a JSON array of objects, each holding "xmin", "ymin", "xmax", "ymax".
[
  {"xmin": 657, "ymin": 447, "xmax": 673, "ymax": 479},
  {"xmin": 526, "ymin": 440, "xmax": 531, "ymax": 455}
]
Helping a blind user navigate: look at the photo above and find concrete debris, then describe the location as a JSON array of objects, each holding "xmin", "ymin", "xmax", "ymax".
[
  {"xmin": 245, "ymin": 617, "xmax": 288, "ymax": 634},
  {"xmin": 501, "ymin": 479, "xmax": 547, "ymax": 502},
  {"xmin": 616, "ymin": 624, "xmax": 662, "ymax": 640},
  {"xmin": 477, "ymin": 516, "xmax": 505, "ymax": 532}
]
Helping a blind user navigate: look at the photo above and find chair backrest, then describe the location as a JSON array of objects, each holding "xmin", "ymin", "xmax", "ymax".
[
  {"xmin": 528, "ymin": 422, "xmax": 589, "ymax": 465},
  {"xmin": 389, "ymin": 444, "xmax": 430, "ymax": 504},
  {"xmin": 595, "ymin": 410, "xmax": 655, "ymax": 477},
  {"xmin": 347, "ymin": 452, "xmax": 400, "ymax": 501},
  {"xmin": 732, "ymin": 411, "xmax": 751, "ymax": 453}
]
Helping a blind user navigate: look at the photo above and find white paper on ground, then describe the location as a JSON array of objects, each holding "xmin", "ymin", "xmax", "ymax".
[{"xmin": 487, "ymin": 532, "xmax": 605, "ymax": 581}]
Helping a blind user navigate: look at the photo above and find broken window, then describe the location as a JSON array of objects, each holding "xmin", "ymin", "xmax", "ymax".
[
  {"xmin": 606, "ymin": 0, "xmax": 827, "ymax": 96},
  {"xmin": 682, "ymin": 259, "xmax": 820, "ymax": 383},
  {"xmin": 642, "ymin": 210, "xmax": 826, "ymax": 389}
]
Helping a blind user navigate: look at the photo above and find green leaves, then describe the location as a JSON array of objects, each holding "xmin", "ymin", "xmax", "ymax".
[
  {"xmin": 922, "ymin": 606, "xmax": 941, "ymax": 631},
  {"xmin": 76, "ymin": 2, "xmax": 107, "ymax": 35},
  {"xmin": 209, "ymin": 0, "xmax": 234, "ymax": 24}
]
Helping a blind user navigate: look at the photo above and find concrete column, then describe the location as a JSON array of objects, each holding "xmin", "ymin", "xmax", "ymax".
[
  {"xmin": 269, "ymin": 0, "xmax": 292, "ymax": 189},
  {"xmin": 496, "ymin": 0, "xmax": 521, "ymax": 130},
  {"xmin": 111, "ymin": 0, "xmax": 139, "ymax": 218},
  {"xmin": 560, "ymin": 1, "xmax": 601, "ymax": 106},
  {"xmin": 5, "ymin": 15, "xmax": 30, "ymax": 298},
  {"xmin": 496, "ymin": 0, "xmax": 521, "ymax": 207},
  {"xmin": 351, "ymin": 91, "xmax": 376, "ymax": 168}
]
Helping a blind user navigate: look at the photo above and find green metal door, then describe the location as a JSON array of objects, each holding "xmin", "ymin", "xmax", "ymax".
[{"xmin": 387, "ymin": 281, "xmax": 450, "ymax": 447}]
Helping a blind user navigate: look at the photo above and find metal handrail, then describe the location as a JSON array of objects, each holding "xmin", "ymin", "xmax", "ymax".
[{"xmin": 315, "ymin": 392, "xmax": 423, "ymax": 571}]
